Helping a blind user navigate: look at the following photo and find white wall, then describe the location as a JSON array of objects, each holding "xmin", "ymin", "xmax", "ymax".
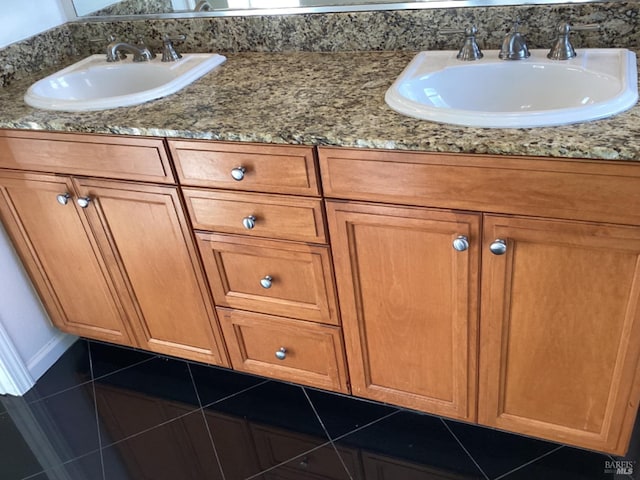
[
  {"xmin": 0, "ymin": 222, "xmax": 76, "ymax": 396},
  {"xmin": 0, "ymin": 0, "xmax": 69, "ymax": 49}
]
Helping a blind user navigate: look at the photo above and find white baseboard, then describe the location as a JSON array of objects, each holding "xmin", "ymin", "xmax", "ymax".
[
  {"xmin": 0, "ymin": 321, "xmax": 77, "ymax": 396},
  {"xmin": 26, "ymin": 333, "xmax": 78, "ymax": 382},
  {"xmin": 0, "ymin": 322, "xmax": 33, "ymax": 396}
]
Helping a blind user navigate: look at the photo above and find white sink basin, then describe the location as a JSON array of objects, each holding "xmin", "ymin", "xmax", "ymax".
[
  {"xmin": 385, "ymin": 49, "xmax": 638, "ymax": 128},
  {"xmin": 25, "ymin": 53, "xmax": 226, "ymax": 111}
]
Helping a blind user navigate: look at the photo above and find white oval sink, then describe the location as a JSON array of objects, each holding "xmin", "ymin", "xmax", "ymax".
[
  {"xmin": 385, "ymin": 49, "xmax": 638, "ymax": 128},
  {"xmin": 25, "ymin": 53, "xmax": 226, "ymax": 111}
]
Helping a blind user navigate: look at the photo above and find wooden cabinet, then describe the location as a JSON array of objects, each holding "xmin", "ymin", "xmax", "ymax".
[
  {"xmin": 478, "ymin": 214, "xmax": 640, "ymax": 454},
  {"xmin": 73, "ymin": 179, "xmax": 228, "ymax": 365},
  {"xmin": 321, "ymin": 146, "xmax": 640, "ymax": 454},
  {"xmin": 218, "ymin": 308, "xmax": 349, "ymax": 392},
  {"xmin": 176, "ymin": 139, "xmax": 348, "ymax": 393},
  {"xmin": 0, "ymin": 131, "xmax": 228, "ymax": 367},
  {"xmin": 3, "ymin": 129, "xmax": 640, "ymax": 455},
  {"xmin": 0, "ymin": 171, "xmax": 135, "ymax": 345},
  {"xmin": 326, "ymin": 201, "xmax": 479, "ymax": 420}
]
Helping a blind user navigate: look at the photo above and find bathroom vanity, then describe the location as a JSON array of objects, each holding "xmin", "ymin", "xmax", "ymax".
[{"xmin": 1, "ymin": 3, "xmax": 640, "ymax": 456}]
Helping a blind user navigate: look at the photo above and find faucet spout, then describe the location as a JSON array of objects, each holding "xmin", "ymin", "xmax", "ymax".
[
  {"xmin": 499, "ymin": 21, "xmax": 530, "ymax": 60},
  {"xmin": 106, "ymin": 42, "xmax": 156, "ymax": 63}
]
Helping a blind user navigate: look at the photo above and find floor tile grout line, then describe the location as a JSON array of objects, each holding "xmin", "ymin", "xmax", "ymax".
[
  {"xmin": 441, "ymin": 418, "xmax": 491, "ymax": 480},
  {"xmin": 200, "ymin": 379, "xmax": 272, "ymax": 409},
  {"xmin": 19, "ymin": 448, "xmax": 105, "ymax": 480},
  {"xmin": 92, "ymin": 354, "xmax": 158, "ymax": 383},
  {"xmin": 186, "ymin": 362, "xmax": 227, "ymax": 480},
  {"xmin": 329, "ymin": 409, "xmax": 401, "ymax": 444},
  {"xmin": 302, "ymin": 387, "xmax": 354, "ymax": 480},
  {"xmin": 245, "ymin": 406, "xmax": 401, "ymax": 480},
  {"xmin": 87, "ymin": 342, "xmax": 106, "ymax": 480},
  {"xmin": 24, "ymin": 353, "xmax": 158, "ymax": 407},
  {"xmin": 493, "ymin": 445, "xmax": 565, "ymax": 480},
  {"xmin": 244, "ymin": 439, "xmax": 336, "ymax": 480},
  {"xmin": 101, "ymin": 403, "xmax": 203, "ymax": 449}
]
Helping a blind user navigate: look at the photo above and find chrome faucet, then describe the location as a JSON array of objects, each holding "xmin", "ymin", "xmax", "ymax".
[
  {"xmin": 547, "ymin": 22, "xmax": 601, "ymax": 60},
  {"xmin": 499, "ymin": 21, "xmax": 530, "ymax": 60},
  {"xmin": 106, "ymin": 37, "xmax": 156, "ymax": 62},
  {"xmin": 440, "ymin": 25, "xmax": 483, "ymax": 61},
  {"xmin": 161, "ymin": 34, "xmax": 186, "ymax": 62}
]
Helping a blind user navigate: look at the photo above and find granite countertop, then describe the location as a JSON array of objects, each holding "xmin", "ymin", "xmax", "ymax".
[{"xmin": 1, "ymin": 50, "xmax": 639, "ymax": 161}]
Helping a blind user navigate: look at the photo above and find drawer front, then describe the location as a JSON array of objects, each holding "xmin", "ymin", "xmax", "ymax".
[
  {"xmin": 0, "ymin": 130, "xmax": 174, "ymax": 183},
  {"xmin": 319, "ymin": 147, "xmax": 640, "ymax": 225},
  {"xmin": 169, "ymin": 140, "xmax": 320, "ymax": 195},
  {"xmin": 183, "ymin": 189, "xmax": 327, "ymax": 243},
  {"xmin": 197, "ymin": 234, "xmax": 339, "ymax": 325},
  {"xmin": 218, "ymin": 308, "xmax": 349, "ymax": 393}
]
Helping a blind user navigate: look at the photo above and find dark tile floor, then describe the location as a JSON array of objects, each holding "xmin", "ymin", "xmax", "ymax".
[{"xmin": 1, "ymin": 339, "xmax": 638, "ymax": 480}]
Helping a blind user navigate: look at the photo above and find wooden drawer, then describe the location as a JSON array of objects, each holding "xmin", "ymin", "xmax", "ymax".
[
  {"xmin": 197, "ymin": 234, "xmax": 340, "ymax": 325},
  {"xmin": 0, "ymin": 130, "xmax": 174, "ymax": 183},
  {"xmin": 253, "ymin": 425, "xmax": 361, "ymax": 480},
  {"xmin": 183, "ymin": 189, "xmax": 327, "ymax": 243},
  {"xmin": 169, "ymin": 140, "xmax": 320, "ymax": 195},
  {"xmin": 218, "ymin": 308, "xmax": 349, "ymax": 393},
  {"xmin": 319, "ymin": 147, "xmax": 640, "ymax": 226}
]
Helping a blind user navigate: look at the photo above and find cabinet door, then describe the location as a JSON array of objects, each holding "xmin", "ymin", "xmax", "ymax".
[
  {"xmin": 326, "ymin": 201, "xmax": 480, "ymax": 420},
  {"xmin": 0, "ymin": 171, "xmax": 135, "ymax": 344},
  {"xmin": 479, "ymin": 215, "xmax": 640, "ymax": 454},
  {"xmin": 74, "ymin": 178, "xmax": 229, "ymax": 366}
]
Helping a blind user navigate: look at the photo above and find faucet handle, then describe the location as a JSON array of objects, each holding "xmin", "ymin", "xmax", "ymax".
[
  {"xmin": 162, "ymin": 34, "xmax": 187, "ymax": 62},
  {"xmin": 547, "ymin": 22, "xmax": 601, "ymax": 60},
  {"xmin": 440, "ymin": 25, "xmax": 483, "ymax": 61}
]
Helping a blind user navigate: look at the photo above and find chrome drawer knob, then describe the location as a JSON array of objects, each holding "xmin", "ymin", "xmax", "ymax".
[
  {"xmin": 242, "ymin": 215, "xmax": 256, "ymax": 230},
  {"xmin": 275, "ymin": 347, "xmax": 287, "ymax": 360},
  {"xmin": 490, "ymin": 239, "xmax": 507, "ymax": 255},
  {"xmin": 452, "ymin": 235, "xmax": 469, "ymax": 252},
  {"xmin": 56, "ymin": 193, "xmax": 71, "ymax": 205},
  {"xmin": 77, "ymin": 197, "xmax": 92, "ymax": 209},
  {"xmin": 260, "ymin": 275, "xmax": 273, "ymax": 289},
  {"xmin": 231, "ymin": 166, "xmax": 246, "ymax": 181}
]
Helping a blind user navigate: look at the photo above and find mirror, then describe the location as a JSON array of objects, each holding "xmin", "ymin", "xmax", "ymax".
[{"xmin": 70, "ymin": 0, "xmax": 606, "ymax": 18}]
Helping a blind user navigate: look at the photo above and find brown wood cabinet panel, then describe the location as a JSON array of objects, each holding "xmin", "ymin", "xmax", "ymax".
[
  {"xmin": 478, "ymin": 214, "xmax": 640, "ymax": 454},
  {"xmin": 326, "ymin": 201, "xmax": 479, "ymax": 420},
  {"xmin": 319, "ymin": 147, "xmax": 640, "ymax": 225},
  {"xmin": 183, "ymin": 189, "xmax": 326, "ymax": 243},
  {"xmin": 218, "ymin": 308, "xmax": 349, "ymax": 393},
  {"xmin": 169, "ymin": 140, "xmax": 320, "ymax": 195},
  {"xmin": 197, "ymin": 233, "xmax": 340, "ymax": 325},
  {"xmin": 74, "ymin": 178, "xmax": 229, "ymax": 366},
  {"xmin": 0, "ymin": 171, "xmax": 136, "ymax": 345},
  {"xmin": 0, "ymin": 130, "xmax": 174, "ymax": 183}
]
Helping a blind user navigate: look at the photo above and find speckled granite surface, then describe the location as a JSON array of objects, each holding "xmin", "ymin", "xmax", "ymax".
[
  {"xmin": 2, "ymin": 50, "xmax": 639, "ymax": 161},
  {"xmin": 69, "ymin": 2, "xmax": 640, "ymax": 56}
]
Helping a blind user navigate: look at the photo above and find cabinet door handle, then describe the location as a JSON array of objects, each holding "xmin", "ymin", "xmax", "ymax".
[
  {"xmin": 77, "ymin": 197, "xmax": 92, "ymax": 209},
  {"xmin": 260, "ymin": 275, "xmax": 273, "ymax": 289},
  {"xmin": 231, "ymin": 166, "xmax": 246, "ymax": 181},
  {"xmin": 275, "ymin": 347, "xmax": 287, "ymax": 360},
  {"xmin": 490, "ymin": 238, "xmax": 507, "ymax": 255},
  {"xmin": 452, "ymin": 235, "xmax": 469, "ymax": 252},
  {"xmin": 56, "ymin": 193, "xmax": 71, "ymax": 205},
  {"xmin": 242, "ymin": 215, "xmax": 256, "ymax": 230}
]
